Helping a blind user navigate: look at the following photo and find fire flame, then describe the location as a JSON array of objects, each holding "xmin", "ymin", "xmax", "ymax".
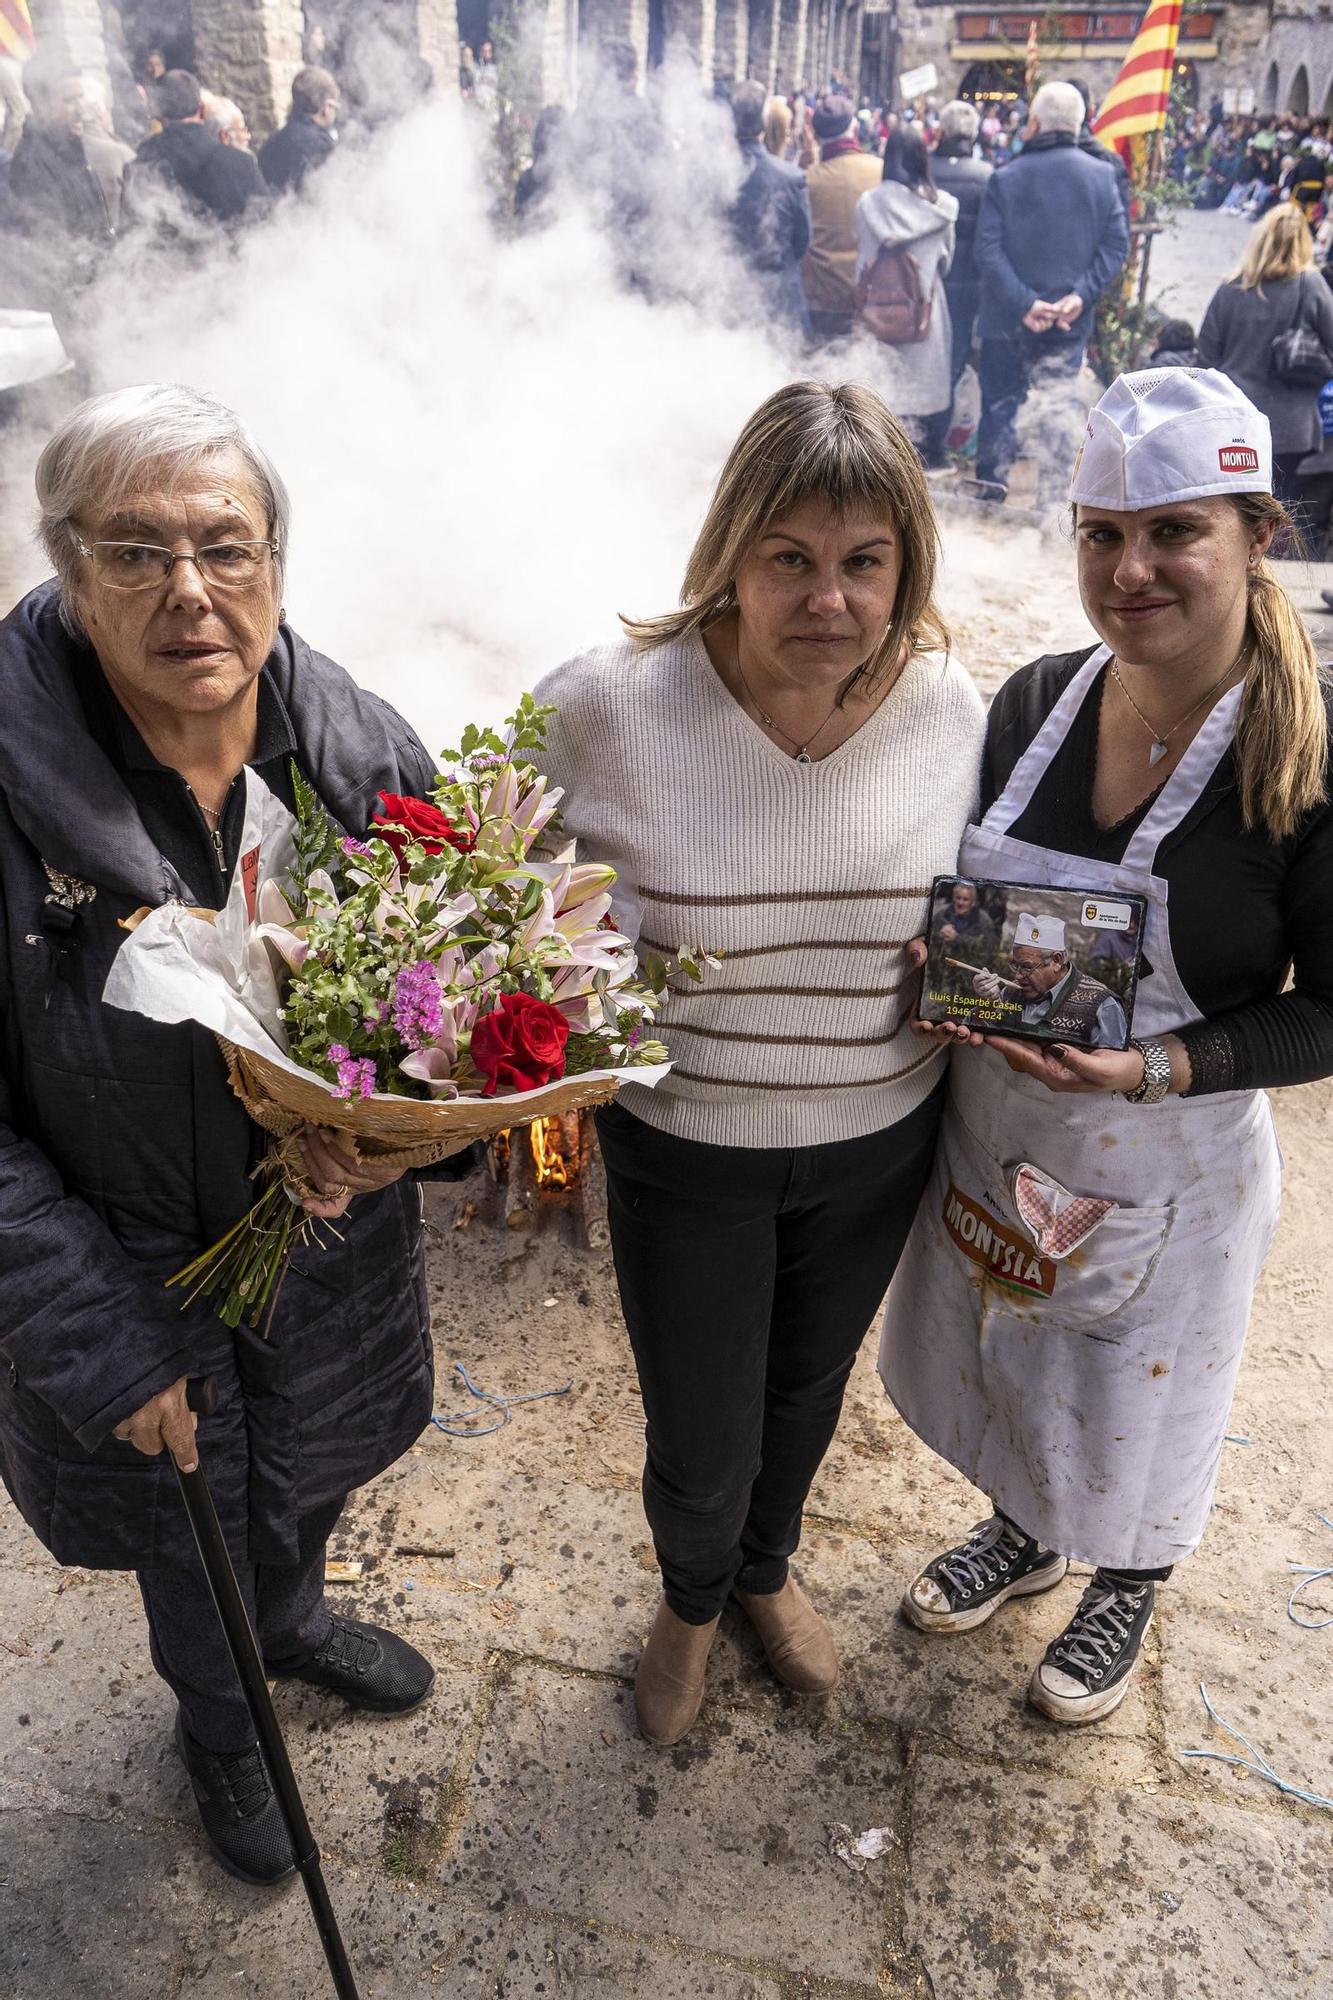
[{"xmin": 529, "ymin": 1117, "xmax": 570, "ymax": 1189}]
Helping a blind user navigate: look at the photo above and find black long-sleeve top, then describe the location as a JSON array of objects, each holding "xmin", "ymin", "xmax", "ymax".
[{"xmin": 979, "ymin": 649, "xmax": 1333, "ymax": 1096}]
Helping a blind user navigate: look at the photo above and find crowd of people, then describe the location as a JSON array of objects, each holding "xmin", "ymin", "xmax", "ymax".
[{"xmin": 5, "ymin": 22, "xmax": 1333, "ymax": 527}]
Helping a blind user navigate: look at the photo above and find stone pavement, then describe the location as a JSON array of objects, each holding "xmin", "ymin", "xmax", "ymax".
[{"xmin": 3, "ymin": 1081, "xmax": 1333, "ymax": 2000}]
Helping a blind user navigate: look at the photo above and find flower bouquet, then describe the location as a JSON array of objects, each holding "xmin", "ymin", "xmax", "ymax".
[{"xmin": 105, "ymin": 696, "xmax": 697, "ymax": 1330}]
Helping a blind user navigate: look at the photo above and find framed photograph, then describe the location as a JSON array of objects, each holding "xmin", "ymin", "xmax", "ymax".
[{"xmin": 918, "ymin": 876, "xmax": 1148, "ymax": 1051}]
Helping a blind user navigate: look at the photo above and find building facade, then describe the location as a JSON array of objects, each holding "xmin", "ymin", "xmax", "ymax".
[{"xmin": 22, "ymin": 0, "xmax": 1333, "ymax": 135}]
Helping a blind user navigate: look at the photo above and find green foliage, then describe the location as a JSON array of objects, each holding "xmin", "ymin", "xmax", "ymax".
[{"xmin": 289, "ymin": 759, "xmax": 343, "ymax": 890}]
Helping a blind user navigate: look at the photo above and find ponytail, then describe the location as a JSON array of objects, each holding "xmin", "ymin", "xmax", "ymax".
[{"xmin": 1233, "ymin": 494, "xmax": 1329, "ymax": 841}]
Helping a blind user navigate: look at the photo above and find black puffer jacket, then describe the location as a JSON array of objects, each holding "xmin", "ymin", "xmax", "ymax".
[{"xmin": 0, "ymin": 582, "xmax": 437, "ymax": 1571}]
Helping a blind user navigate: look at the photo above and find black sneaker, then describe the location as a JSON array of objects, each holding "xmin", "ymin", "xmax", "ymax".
[
  {"xmin": 1028, "ymin": 1573, "xmax": 1155, "ymax": 1724},
  {"xmin": 175, "ymin": 1714, "xmax": 295, "ymax": 1887},
  {"xmin": 269, "ymin": 1615, "xmax": 435, "ymax": 1714},
  {"xmin": 902, "ymin": 1515, "xmax": 1069, "ymax": 1633}
]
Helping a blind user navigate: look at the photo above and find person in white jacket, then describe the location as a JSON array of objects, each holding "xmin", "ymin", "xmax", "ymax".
[{"xmin": 856, "ymin": 125, "xmax": 958, "ymax": 427}]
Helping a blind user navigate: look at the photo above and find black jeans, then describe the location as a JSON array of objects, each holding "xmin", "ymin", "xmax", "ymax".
[
  {"xmin": 976, "ymin": 329, "xmax": 1085, "ymax": 485},
  {"xmin": 997, "ymin": 1508, "xmax": 1173, "ymax": 1585},
  {"xmin": 596, "ymin": 1087, "xmax": 943, "ymax": 1623},
  {"xmin": 137, "ymin": 1495, "xmax": 346, "ymax": 1751}
]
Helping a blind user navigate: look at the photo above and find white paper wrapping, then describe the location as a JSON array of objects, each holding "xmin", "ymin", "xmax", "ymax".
[{"xmin": 102, "ymin": 767, "xmax": 668, "ymax": 1109}]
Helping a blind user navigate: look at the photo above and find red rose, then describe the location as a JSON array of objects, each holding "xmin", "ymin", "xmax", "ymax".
[
  {"xmin": 371, "ymin": 793, "xmax": 472, "ymax": 864},
  {"xmin": 470, "ymin": 993, "xmax": 570, "ymax": 1097}
]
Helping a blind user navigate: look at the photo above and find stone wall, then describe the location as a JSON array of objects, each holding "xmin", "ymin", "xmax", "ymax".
[
  {"xmin": 416, "ymin": 0, "xmax": 461, "ymax": 92},
  {"xmin": 1258, "ymin": 5, "xmax": 1333, "ymax": 115},
  {"xmin": 28, "ymin": 0, "xmax": 110, "ymax": 95},
  {"xmin": 713, "ymin": 0, "xmax": 749, "ymax": 84},
  {"xmin": 191, "ymin": 0, "xmax": 302, "ymax": 139}
]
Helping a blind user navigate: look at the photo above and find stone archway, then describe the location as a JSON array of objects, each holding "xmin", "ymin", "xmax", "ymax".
[
  {"xmin": 1263, "ymin": 60, "xmax": 1279, "ymax": 113},
  {"xmin": 1290, "ymin": 63, "xmax": 1310, "ymax": 115}
]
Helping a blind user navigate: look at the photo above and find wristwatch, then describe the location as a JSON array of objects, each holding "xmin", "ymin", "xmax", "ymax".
[{"xmin": 1123, "ymin": 1037, "xmax": 1172, "ymax": 1105}]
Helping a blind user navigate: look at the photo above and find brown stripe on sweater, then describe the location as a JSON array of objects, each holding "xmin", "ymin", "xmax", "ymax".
[
  {"xmin": 668, "ymin": 1012, "xmax": 912, "ymax": 1049},
  {"xmin": 668, "ymin": 1044, "xmax": 940, "ymax": 1091},
  {"xmin": 666, "ymin": 976, "xmax": 915, "ymax": 1002},
  {"xmin": 641, "ymin": 934, "xmax": 911, "ymax": 961},
  {"xmin": 639, "ymin": 884, "xmax": 933, "ymax": 908}
]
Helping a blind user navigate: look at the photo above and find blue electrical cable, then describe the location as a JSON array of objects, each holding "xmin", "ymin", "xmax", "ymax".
[{"xmin": 430, "ymin": 1359, "xmax": 574, "ymax": 1438}]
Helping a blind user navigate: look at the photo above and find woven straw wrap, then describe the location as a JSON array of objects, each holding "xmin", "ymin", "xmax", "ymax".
[{"xmin": 219, "ymin": 1038, "xmax": 622, "ymax": 1172}]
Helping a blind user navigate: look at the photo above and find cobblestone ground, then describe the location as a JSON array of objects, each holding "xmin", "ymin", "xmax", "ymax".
[{"xmin": 2, "ymin": 1072, "xmax": 1332, "ymax": 1999}]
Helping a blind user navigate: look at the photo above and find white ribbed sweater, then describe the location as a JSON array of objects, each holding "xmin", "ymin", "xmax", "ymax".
[{"xmin": 534, "ymin": 630, "xmax": 986, "ymax": 1148}]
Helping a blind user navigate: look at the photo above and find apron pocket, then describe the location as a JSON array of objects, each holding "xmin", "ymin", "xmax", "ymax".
[{"xmin": 937, "ymin": 1116, "xmax": 1176, "ymax": 1332}]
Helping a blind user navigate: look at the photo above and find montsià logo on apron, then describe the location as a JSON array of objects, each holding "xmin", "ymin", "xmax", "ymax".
[{"xmin": 943, "ymin": 1183, "xmax": 1057, "ymax": 1298}]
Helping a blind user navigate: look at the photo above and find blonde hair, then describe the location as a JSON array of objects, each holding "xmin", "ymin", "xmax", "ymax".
[
  {"xmin": 622, "ymin": 381, "xmax": 950, "ymax": 686},
  {"xmin": 1231, "ymin": 493, "xmax": 1328, "ymax": 839},
  {"xmin": 763, "ymin": 97, "xmax": 792, "ymax": 157},
  {"xmin": 1234, "ymin": 204, "xmax": 1315, "ymax": 293}
]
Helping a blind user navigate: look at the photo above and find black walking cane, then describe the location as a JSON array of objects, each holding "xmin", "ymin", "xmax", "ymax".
[{"xmin": 178, "ymin": 1379, "xmax": 360, "ymax": 2000}]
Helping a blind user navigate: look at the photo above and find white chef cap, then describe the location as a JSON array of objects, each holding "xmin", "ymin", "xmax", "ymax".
[
  {"xmin": 1014, "ymin": 912, "xmax": 1066, "ymax": 951},
  {"xmin": 1069, "ymin": 367, "xmax": 1272, "ymax": 510}
]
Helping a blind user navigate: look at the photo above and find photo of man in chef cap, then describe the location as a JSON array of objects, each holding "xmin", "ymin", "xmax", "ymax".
[{"xmin": 972, "ymin": 911, "xmax": 1130, "ymax": 1049}]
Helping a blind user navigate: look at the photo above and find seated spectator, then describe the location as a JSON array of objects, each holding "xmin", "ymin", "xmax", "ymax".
[
  {"xmin": 258, "ymin": 66, "xmax": 339, "ymax": 194},
  {"xmin": 126, "ymin": 69, "xmax": 268, "ymax": 225},
  {"xmin": 1149, "ymin": 317, "xmax": 1201, "ymax": 368}
]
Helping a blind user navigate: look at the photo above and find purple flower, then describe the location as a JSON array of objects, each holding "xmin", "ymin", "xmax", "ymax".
[
  {"xmin": 327, "ymin": 1043, "xmax": 377, "ymax": 1100},
  {"xmin": 626, "ymin": 1024, "xmax": 643, "ymax": 1050},
  {"xmin": 392, "ymin": 959, "xmax": 444, "ymax": 1052},
  {"xmin": 341, "ymin": 836, "xmax": 374, "ymax": 859}
]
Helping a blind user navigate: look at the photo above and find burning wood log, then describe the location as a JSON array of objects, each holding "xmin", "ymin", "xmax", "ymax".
[
  {"xmin": 578, "ymin": 1122, "xmax": 611, "ymax": 1252},
  {"xmin": 504, "ymin": 1125, "xmax": 539, "ymax": 1230}
]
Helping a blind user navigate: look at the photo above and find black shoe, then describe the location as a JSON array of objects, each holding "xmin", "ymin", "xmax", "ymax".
[
  {"xmin": 1320, "ymin": 589, "xmax": 1333, "ymax": 612},
  {"xmin": 175, "ymin": 1714, "xmax": 295, "ymax": 1887},
  {"xmin": 902, "ymin": 1515, "xmax": 1069, "ymax": 1633},
  {"xmin": 1028, "ymin": 1573, "xmax": 1155, "ymax": 1724},
  {"xmin": 269, "ymin": 1615, "xmax": 435, "ymax": 1714}
]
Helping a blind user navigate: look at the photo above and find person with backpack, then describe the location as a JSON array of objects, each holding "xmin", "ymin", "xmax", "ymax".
[
  {"xmin": 855, "ymin": 126, "xmax": 957, "ymax": 432},
  {"xmin": 973, "ymin": 81, "xmax": 1128, "ymax": 501}
]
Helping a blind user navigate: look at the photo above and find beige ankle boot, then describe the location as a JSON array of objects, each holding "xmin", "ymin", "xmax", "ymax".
[
  {"xmin": 734, "ymin": 1575, "xmax": 839, "ymax": 1694},
  {"xmin": 634, "ymin": 1597, "xmax": 720, "ymax": 1746}
]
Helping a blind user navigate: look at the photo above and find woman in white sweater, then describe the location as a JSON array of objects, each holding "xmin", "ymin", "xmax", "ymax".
[{"xmin": 535, "ymin": 382, "xmax": 984, "ymax": 1746}]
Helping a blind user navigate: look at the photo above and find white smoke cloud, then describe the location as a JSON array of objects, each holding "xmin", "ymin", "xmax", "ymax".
[{"xmin": 4, "ymin": 70, "xmax": 1094, "ymax": 750}]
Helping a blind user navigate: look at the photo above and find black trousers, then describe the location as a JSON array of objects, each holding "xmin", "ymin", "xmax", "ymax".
[
  {"xmin": 997, "ymin": 1508, "xmax": 1173, "ymax": 1585},
  {"xmin": 137, "ymin": 1495, "xmax": 346, "ymax": 1752},
  {"xmin": 596, "ymin": 1087, "xmax": 943, "ymax": 1624},
  {"xmin": 976, "ymin": 330, "xmax": 1085, "ymax": 485}
]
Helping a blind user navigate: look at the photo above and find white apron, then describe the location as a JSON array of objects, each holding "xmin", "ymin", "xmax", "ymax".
[{"xmin": 878, "ymin": 646, "xmax": 1282, "ymax": 1570}]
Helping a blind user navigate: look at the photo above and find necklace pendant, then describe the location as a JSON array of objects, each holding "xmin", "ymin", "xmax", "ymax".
[
  {"xmin": 796, "ymin": 749, "xmax": 812, "ymax": 765},
  {"xmin": 1148, "ymin": 740, "xmax": 1169, "ymax": 768}
]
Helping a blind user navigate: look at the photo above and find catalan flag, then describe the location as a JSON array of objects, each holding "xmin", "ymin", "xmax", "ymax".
[
  {"xmin": 1091, "ymin": 0, "xmax": 1181, "ymax": 160},
  {"xmin": 0, "ymin": 0, "xmax": 35, "ymax": 63}
]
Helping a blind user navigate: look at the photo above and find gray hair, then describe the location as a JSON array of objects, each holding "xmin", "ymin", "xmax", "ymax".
[
  {"xmin": 938, "ymin": 99, "xmax": 980, "ymax": 145},
  {"xmin": 1029, "ymin": 80, "xmax": 1085, "ymax": 136},
  {"xmin": 36, "ymin": 383, "xmax": 290, "ymax": 622}
]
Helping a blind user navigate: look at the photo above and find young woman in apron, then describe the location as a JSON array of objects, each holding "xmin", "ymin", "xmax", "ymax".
[{"xmin": 880, "ymin": 367, "xmax": 1333, "ymax": 1724}]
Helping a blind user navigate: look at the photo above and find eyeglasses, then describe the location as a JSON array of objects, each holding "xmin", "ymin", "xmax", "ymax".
[{"xmin": 71, "ymin": 533, "xmax": 278, "ymax": 591}]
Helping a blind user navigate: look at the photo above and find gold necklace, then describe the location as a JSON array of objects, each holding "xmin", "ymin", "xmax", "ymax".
[
  {"xmin": 732, "ymin": 629, "xmax": 866, "ymax": 764},
  {"xmin": 1109, "ymin": 647, "xmax": 1248, "ymax": 768}
]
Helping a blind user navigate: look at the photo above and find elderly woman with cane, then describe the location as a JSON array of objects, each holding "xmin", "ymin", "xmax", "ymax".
[
  {"xmin": 0, "ymin": 385, "xmax": 439, "ymax": 1884},
  {"xmin": 882, "ymin": 368, "xmax": 1333, "ymax": 1725},
  {"xmin": 536, "ymin": 381, "xmax": 985, "ymax": 1744}
]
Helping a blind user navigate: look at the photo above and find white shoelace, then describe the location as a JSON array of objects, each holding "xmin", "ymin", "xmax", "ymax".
[
  {"xmin": 1051, "ymin": 1584, "xmax": 1144, "ymax": 1673},
  {"xmin": 935, "ymin": 1517, "xmax": 1030, "ymax": 1597}
]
